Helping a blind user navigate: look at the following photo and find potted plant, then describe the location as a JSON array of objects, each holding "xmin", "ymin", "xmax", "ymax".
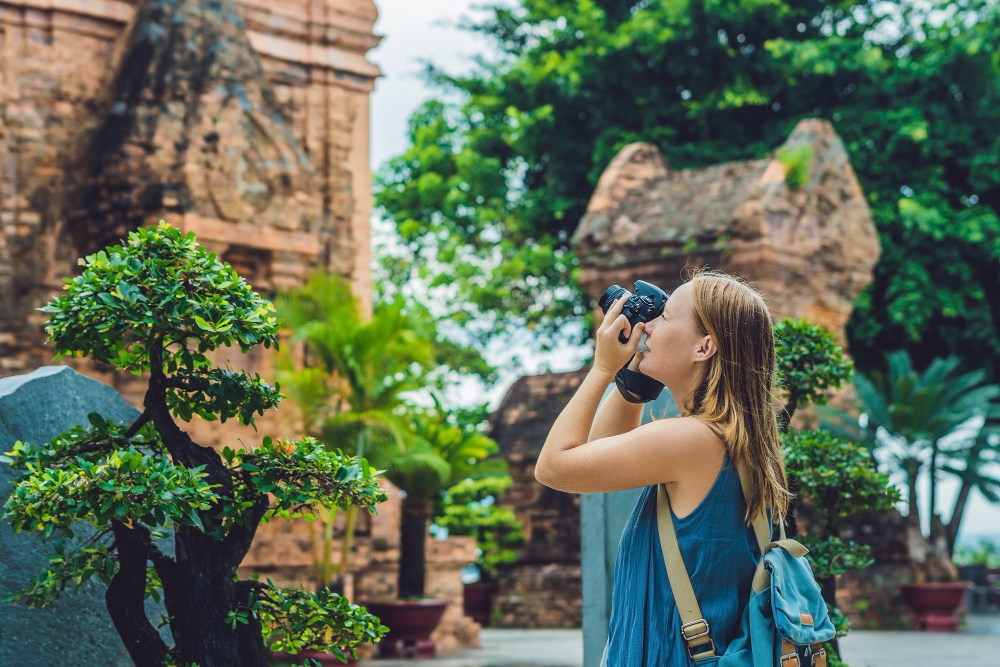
[
  {"xmin": 363, "ymin": 400, "xmax": 501, "ymax": 658},
  {"xmin": 435, "ymin": 475, "xmax": 525, "ymax": 625},
  {"xmin": 772, "ymin": 318, "xmax": 898, "ymax": 655},
  {"xmin": 275, "ymin": 271, "xmax": 434, "ymax": 590},
  {"xmin": 0, "ymin": 223, "xmax": 388, "ymax": 666},
  {"xmin": 817, "ymin": 348, "xmax": 999, "ymax": 630}
]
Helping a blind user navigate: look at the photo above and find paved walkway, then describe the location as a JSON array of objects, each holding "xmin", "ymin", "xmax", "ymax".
[{"xmin": 357, "ymin": 615, "xmax": 1000, "ymax": 667}]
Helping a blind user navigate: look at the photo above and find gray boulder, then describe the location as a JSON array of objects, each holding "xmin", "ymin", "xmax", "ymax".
[{"xmin": 0, "ymin": 366, "xmax": 166, "ymax": 665}]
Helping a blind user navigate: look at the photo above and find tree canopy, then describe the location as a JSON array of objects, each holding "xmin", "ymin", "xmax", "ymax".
[{"xmin": 375, "ymin": 0, "xmax": 1000, "ymax": 382}]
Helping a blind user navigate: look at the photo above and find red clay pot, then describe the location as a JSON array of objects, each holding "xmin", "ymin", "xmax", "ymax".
[
  {"xmin": 900, "ymin": 582, "xmax": 971, "ymax": 631},
  {"xmin": 463, "ymin": 581, "xmax": 498, "ymax": 627},
  {"xmin": 361, "ymin": 598, "xmax": 449, "ymax": 658}
]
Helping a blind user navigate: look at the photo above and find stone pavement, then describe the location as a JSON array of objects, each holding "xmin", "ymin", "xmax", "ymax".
[{"xmin": 357, "ymin": 615, "xmax": 1000, "ymax": 667}]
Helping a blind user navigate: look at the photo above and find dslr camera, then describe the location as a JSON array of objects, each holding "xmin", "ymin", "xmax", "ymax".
[{"xmin": 597, "ymin": 280, "xmax": 670, "ymax": 403}]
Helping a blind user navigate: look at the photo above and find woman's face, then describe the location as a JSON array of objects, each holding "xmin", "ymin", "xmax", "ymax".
[{"xmin": 637, "ymin": 282, "xmax": 715, "ymax": 387}]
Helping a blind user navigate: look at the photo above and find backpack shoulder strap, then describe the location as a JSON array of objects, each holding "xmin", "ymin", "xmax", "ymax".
[
  {"xmin": 656, "ymin": 458, "xmax": 780, "ymax": 656},
  {"xmin": 656, "ymin": 484, "xmax": 717, "ymax": 661}
]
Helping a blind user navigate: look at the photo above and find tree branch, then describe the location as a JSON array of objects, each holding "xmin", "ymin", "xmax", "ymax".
[
  {"xmin": 222, "ymin": 496, "xmax": 270, "ymax": 568},
  {"xmin": 124, "ymin": 410, "xmax": 152, "ymax": 438}
]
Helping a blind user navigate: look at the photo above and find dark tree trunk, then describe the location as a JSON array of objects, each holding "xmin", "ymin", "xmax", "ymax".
[
  {"xmin": 140, "ymin": 346, "xmax": 271, "ymax": 666},
  {"xmin": 106, "ymin": 520, "xmax": 168, "ymax": 667},
  {"xmin": 905, "ymin": 462, "xmax": 921, "ymax": 530},
  {"xmin": 928, "ymin": 443, "xmax": 939, "ymax": 522},
  {"xmin": 818, "ymin": 574, "xmax": 841, "ymax": 658},
  {"xmin": 945, "ymin": 432, "xmax": 990, "ymax": 557},
  {"xmin": 398, "ymin": 494, "xmax": 432, "ymax": 599},
  {"xmin": 947, "ymin": 479, "xmax": 975, "ymax": 558},
  {"xmin": 163, "ymin": 531, "xmax": 252, "ymax": 666}
]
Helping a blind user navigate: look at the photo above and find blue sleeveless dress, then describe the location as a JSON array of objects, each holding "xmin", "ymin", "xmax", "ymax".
[{"xmin": 604, "ymin": 455, "xmax": 761, "ymax": 666}]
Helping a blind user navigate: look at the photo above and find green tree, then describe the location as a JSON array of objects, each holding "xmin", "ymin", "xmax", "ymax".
[
  {"xmin": 274, "ymin": 271, "xmax": 495, "ymax": 590},
  {"xmin": 375, "ymin": 0, "xmax": 1000, "ymax": 384},
  {"xmin": 774, "ymin": 317, "xmax": 899, "ymax": 659},
  {"xmin": 816, "ymin": 350, "xmax": 1000, "ymax": 556},
  {"xmin": 1, "ymin": 223, "xmax": 387, "ymax": 667},
  {"xmin": 384, "ymin": 402, "xmax": 503, "ymax": 599},
  {"xmin": 435, "ymin": 476, "xmax": 526, "ymax": 579}
]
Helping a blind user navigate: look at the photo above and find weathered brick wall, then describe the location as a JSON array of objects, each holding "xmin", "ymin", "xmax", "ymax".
[
  {"xmin": 0, "ymin": 0, "xmax": 480, "ymax": 649},
  {"xmin": 0, "ymin": 0, "xmax": 377, "ymax": 378},
  {"xmin": 491, "ymin": 456, "xmax": 583, "ymax": 627}
]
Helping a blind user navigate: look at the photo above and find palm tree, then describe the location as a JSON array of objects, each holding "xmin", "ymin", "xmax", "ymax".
[
  {"xmin": 816, "ymin": 350, "xmax": 999, "ymax": 549},
  {"xmin": 383, "ymin": 398, "xmax": 502, "ymax": 599},
  {"xmin": 274, "ymin": 272, "xmax": 438, "ymax": 589},
  {"xmin": 939, "ymin": 407, "xmax": 1000, "ymax": 555}
]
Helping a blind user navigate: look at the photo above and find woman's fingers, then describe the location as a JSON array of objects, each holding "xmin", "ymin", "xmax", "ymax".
[
  {"xmin": 617, "ymin": 313, "xmax": 631, "ymax": 339},
  {"xmin": 600, "ymin": 293, "xmax": 630, "ymax": 329}
]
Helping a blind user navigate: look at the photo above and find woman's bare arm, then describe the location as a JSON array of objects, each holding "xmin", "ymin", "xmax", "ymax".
[{"xmin": 588, "ymin": 355, "xmax": 643, "ymax": 441}]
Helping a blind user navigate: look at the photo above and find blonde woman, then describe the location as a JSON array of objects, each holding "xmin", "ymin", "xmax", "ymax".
[{"xmin": 535, "ymin": 269, "xmax": 791, "ymax": 666}]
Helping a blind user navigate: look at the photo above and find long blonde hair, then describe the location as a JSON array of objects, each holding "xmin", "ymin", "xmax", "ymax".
[{"xmin": 684, "ymin": 267, "xmax": 792, "ymax": 524}]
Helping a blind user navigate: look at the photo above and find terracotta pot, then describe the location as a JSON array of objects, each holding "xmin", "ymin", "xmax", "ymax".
[
  {"xmin": 463, "ymin": 581, "xmax": 498, "ymax": 627},
  {"xmin": 900, "ymin": 582, "xmax": 971, "ymax": 631},
  {"xmin": 361, "ymin": 598, "xmax": 449, "ymax": 659}
]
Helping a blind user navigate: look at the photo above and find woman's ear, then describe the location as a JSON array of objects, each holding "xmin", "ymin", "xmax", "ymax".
[{"xmin": 698, "ymin": 335, "xmax": 717, "ymax": 361}]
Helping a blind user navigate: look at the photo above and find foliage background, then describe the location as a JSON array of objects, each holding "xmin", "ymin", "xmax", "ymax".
[{"xmin": 366, "ymin": 0, "xmax": 1000, "ymax": 535}]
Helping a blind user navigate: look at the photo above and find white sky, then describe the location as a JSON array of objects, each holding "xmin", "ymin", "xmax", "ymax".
[{"xmin": 365, "ymin": 0, "xmax": 1000, "ymax": 542}]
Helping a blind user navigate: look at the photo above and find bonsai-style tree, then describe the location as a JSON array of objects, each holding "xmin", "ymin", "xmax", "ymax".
[
  {"xmin": 816, "ymin": 349, "xmax": 1000, "ymax": 561},
  {"xmin": 1, "ymin": 223, "xmax": 387, "ymax": 667},
  {"xmin": 435, "ymin": 475, "xmax": 525, "ymax": 581},
  {"xmin": 774, "ymin": 318, "xmax": 899, "ymax": 659}
]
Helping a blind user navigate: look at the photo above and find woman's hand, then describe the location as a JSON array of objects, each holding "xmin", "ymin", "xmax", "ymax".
[{"xmin": 593, "ymin": 294, "xmax": 645, "ymax": 375}]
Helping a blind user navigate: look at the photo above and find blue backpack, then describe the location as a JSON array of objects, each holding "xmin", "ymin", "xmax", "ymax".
[{"xmin": 656, "ymin": 462, "xmax": 837, "ymax": 667}]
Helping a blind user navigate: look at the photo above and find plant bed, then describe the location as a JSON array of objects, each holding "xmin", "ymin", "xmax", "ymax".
[
  {"xmin": 361, "ymin": 599, "xmax": 449, "ymax": 658},
  {"xmin": 900, "ymin": 582, "xmax": 971, "ymax": 631}
]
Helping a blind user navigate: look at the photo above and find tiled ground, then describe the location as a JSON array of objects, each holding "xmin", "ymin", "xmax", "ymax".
[{"xmin": 351, "ymin": 614, "xmax": 1000, "ymax": 667}]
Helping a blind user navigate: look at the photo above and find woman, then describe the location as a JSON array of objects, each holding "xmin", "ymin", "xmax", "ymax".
[{"xmin": 534, "ymin": 268, "xmax": 791, "ymax": 666}]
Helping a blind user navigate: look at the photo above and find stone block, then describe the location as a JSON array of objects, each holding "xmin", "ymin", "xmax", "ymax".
[{"xmin": 0, "ymin": 366, "xmax": 166, "ymax": 666}]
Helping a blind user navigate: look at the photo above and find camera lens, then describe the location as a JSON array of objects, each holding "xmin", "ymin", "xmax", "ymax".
[{"xmin": 598, "ymin": 285, "xmax": 627, "ymax": 313}]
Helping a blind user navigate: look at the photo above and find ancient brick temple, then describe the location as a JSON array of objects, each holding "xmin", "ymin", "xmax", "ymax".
[
  {"xmin": 1, "ymin": 0, "xmax": 379, "ymax": 376},
  {"xmin": 491, "ymin": 119, "xmax": 913, "ymax": 629},
  {"xmin": 0, "ymin": 0, "xmax": 477, "ymax": 649}
]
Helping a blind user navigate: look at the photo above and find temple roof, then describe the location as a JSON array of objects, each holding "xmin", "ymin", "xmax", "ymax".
[{"xmin": 487, "ymin": 369, "xmax": 591, "ymax": 460}]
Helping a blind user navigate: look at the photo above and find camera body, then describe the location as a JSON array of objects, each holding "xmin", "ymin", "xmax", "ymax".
[{"xmin": 598, "ymin": 280, "xmax": 670, "ymax": 343}]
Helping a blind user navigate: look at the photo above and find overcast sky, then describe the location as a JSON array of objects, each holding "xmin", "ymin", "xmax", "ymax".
[{"xmin": 364, "ymin": 0, "xmax": 1000, "ymax": 542}]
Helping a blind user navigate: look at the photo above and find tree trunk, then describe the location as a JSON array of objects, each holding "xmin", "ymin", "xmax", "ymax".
[
  {"xmin": 819, "ymin": 574, "xmax": 841, "ymax": 658},
  {"xmin": 163, "ymin": 530, "xmax": 269, "ymax": 667},
  {"xmin": 905, "ymin": 460, "xmax": 921, "ymax": 530},
  {"xmin": 398, "ymin": 494, "xmax": 431, "ymax": 599},
  {"xmin": 106, "ymin": 521, "xmax": 168, "ymax": 667},
  {"xmin": 928, "ymin": 442, "xmax": 939, "ymax": 522},
  {"xmin": 140, "ymin": 350, "xmax": 271, "ymax": 665},
  {"xmin": 946, "ymin": 480, "xmax": 975, "ymax": 558},
  {"xmin": 945, "ymin": 434, "xmax": 988, "ymax": 557}
]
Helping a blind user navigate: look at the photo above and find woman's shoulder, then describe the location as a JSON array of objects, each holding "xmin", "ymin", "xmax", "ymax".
[
  {"xmin": 649, "ymin": 415, "xmax": 724, "ymax": 443},
  {"xmin": 650, "ymin": 416, "xmax": 727, "ymax": 461}
]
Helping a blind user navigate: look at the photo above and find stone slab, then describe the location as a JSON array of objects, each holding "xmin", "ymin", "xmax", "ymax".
[{"xmin": 0, "ymin": 365, "xmax": 163, "ymax": 665}]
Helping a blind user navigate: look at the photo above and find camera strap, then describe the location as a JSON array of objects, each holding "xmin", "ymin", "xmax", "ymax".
[{"xmin": 614, "ymin": 357, "xmax": 665, "ymax": 404}]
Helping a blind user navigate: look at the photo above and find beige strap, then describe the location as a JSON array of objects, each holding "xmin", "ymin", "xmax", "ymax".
[
  {"xmin": 656, "ymin": 484, "xmax": 716, "ymax": 660},
  {"xmin": 657, "ymin": 457, "xmax": 787, "ymax": 650}
]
